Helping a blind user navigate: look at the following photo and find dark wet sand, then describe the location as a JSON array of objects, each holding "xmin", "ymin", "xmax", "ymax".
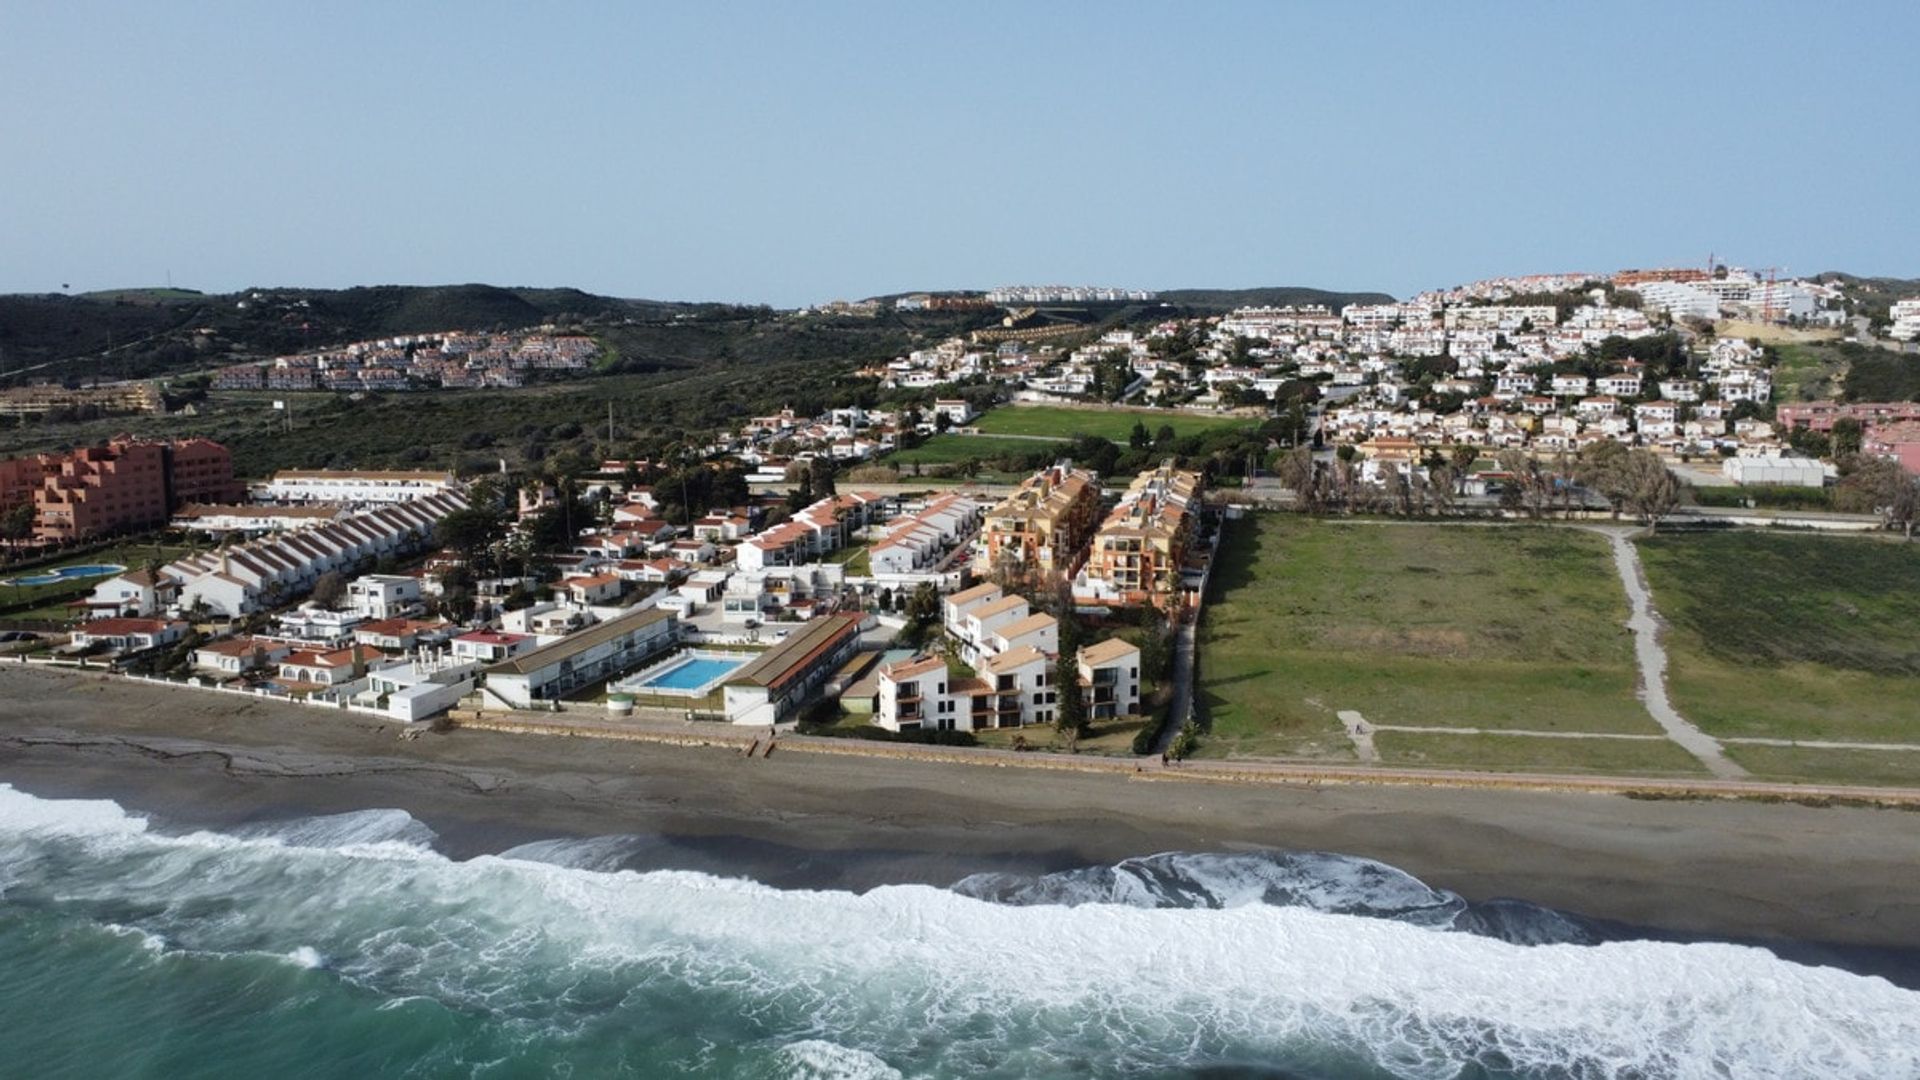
[{"xmin": 3, "ymin": 666, "xmax": 1918, "ymax": 958}]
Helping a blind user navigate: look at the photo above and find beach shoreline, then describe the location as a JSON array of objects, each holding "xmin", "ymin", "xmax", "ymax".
[{"xmin": 3, "ymin": 665, "xmax": 1918, "ymax": 957}]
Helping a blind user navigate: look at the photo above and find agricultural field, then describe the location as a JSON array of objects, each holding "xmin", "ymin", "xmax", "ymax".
[
  {"xmin": 1194, "ymin": 516, "xmax": 1651, "ymax": 760},
  {"xmin": 974, "ymin": 404, "xmax": 1257, "ymax": 442},
  {"xmin": 1636, "ymin": 531, "xmax": 1920, "ymax": 745}
]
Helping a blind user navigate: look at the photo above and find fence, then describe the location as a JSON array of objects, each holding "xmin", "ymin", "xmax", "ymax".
[{"xmin": 17, "ymin": 654, "xmax": 401, "ymax": 722}]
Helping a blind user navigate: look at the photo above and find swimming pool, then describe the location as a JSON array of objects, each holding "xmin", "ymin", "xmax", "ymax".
[
  {"xmin": 616, "ymin": 651, "xmax": 749, "ymax": 698},
  {"xmin": 1, "ymin": 563, "xmax": 127, "ymax": 588}
]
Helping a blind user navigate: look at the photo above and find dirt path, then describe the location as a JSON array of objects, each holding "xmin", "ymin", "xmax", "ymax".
[{"xmin": 1597, "ymin": 527, "xmax": 1748, "ymax": 779}]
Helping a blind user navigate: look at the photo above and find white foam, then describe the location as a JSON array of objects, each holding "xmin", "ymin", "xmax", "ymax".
[
  {"xmin": 285, "ymin": 945, "xmax": 326, "ymax": 969},
  {"xmin": 776, "ymin": 1040, "xmax": 905, "ymax": 1080},
  {"xmin": 3, "ymin": 783, "xmax": 1918, "ymax": 1078}
]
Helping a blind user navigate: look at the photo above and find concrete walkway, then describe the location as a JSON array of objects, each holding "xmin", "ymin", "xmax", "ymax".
[{"xmin": 1598, "ymin": 527, "xmax": 1749, "ymax": 779}]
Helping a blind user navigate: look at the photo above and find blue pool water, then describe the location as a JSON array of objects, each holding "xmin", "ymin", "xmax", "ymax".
[
  {"xmin": 2, "ymin": 563, "xmax": 126, "ymax": 588},
  {"xmin": 638, "ymin": 656, "xmax": 745, "ymax": 691}
]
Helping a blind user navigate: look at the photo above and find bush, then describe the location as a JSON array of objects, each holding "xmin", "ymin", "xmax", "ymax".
[
  {"xmin": 1169, "ymin": 722, "xmax": 1201, "ymax": 761},
  {"xmin": 1130, "ymin": 723, "xmax": 1158, "ymax": 756}
]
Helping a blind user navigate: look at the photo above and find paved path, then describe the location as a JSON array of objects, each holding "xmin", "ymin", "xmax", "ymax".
[
  {"xmin": 1152, "ymin": 618, "xmax": 1197, "ymax": 753},
  {"xmin": 1598, "ymin": 528, "xmax": 1748, "ymax": 779},
  {"xmin": 1337, "ymin": 710, "xmax": 1378, "ymax": 762},
  {"xmin": 1726, "ymin": 737, "xmax": 1920, "ymax": 752}
]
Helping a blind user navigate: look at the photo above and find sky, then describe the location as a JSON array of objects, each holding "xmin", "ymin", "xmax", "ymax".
[{"xmin": 2, "ymin": 1, "xmax": 1916, "ymax": 306}]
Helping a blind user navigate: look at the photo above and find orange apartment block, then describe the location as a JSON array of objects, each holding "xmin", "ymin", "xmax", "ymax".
[
  {"xmin": 21, "ymin": 437, "xmax": 243, "ymax": 544},
  {"xmin": 980, "ymin": 462, "xmax": 1101, "ymax": 578},
  {"xmin": 1076, "ymin": 461, "xmax": 1201, "ymax": 611}
]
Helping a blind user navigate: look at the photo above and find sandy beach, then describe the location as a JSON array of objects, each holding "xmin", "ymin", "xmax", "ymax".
[{"xmin": 3, "ymin": 665, "xmax": 1917, "ymax": 959}]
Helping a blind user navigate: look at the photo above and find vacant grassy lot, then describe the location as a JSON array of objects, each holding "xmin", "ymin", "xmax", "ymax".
[
  {"xmin": 1637, "ymin": 531, "xmax": 1920, "ymax": 743},
  {"xmin": 1194, "ymin": 517, "xmax": 1650, "ymax": 760},
  {"xmin": 1724, "ymin": 745, "xmax": 1920, "ymax": 789},
  {"xmin": 1373, "ymin": 731, "xmax": 1707, "ymax": 776},
  {"xmin": 975, "ymin": 405, "xmax": 1256, "ymax": 441},
  {"xmin": 884, "ymin": 433, "xmax": 1066, "ymax": 465}
]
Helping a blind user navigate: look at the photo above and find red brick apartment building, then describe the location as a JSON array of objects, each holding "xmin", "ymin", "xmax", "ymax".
[{"xmin": 0, "ymin": 437, "xmax": 244, "ymax": 544}]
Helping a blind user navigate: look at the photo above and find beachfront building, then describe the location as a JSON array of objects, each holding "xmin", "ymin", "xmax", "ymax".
[
  {"xmin": 450, "ymin": 629, "xmax": 538, "ymax": 664},
  {"xmin": 262, "ymin": 469, "xmax": 458, "ymax": 505},
  {"xmin": 191, "ymin": 636, "xmax": 291, "ymax": 678},
  {"xmin": 278, "ymin": 644, "xmax": 383, "ymax": 688},
  {"xmin": 979, "ymin": 463, "xmax": 1101, "ymax": 580},
  {"xmin": 478, "ymin": 607, "xmax": 679, "ymax": 709},
  {"xmin": 1075, "ymin": 462, "xmax": 1201, "ymax": 612},
  {"xmin": 1078, "ymin": 637, "xmax": 1142, "ymax": 720},
  {"xmin": 324, "ymin": 652, "xmax": 483, "ymax": 723},
  {"xmin": 70, "ymin": 617, "xmax": 187, "ymax": 655},
  {"xmin": 978, "ymin": 645, "xmax": 1054, "ymax": 728},
  {"xmin": 719, "ymin": 613, "xmax": 863, "ymax": 725}
]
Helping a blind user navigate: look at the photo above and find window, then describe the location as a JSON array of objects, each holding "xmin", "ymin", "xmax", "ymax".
[
  {"xmin": 1032, "ymin": 692, "xmax": 1043, "ymax": 705},
  {"xmin": 1130, "ymin": 667, "xmax": 1138, "ymax": 678}
]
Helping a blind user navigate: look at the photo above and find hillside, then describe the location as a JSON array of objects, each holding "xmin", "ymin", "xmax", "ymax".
[
  {"xmin": 0, "ymin": 284, "xmax": 708, "ymax": 383},
  {"xmin": 1158, "ymin": 286, "xmax": 1396, "ymax": 311}
]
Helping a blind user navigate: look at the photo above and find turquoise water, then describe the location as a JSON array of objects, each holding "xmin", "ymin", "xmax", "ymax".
[
  {"xmin": 638, "ymin": 655, "xmax": 744, "ymax": 691},
  {"xmin": 2, "ymin": 563, "xmax": 126, "ymax": 587},
  {"xmin": 2, "ymin": 784, "xmax": 1918, "ymax": 1078}
]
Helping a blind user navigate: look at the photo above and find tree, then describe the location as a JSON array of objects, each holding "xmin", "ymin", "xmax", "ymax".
[
  {"xmin": 1129, "ymin": 420, "xmax": 1151, "ymax": 450},
  {"xmin": 904, "ymin": 582, "xmax": 939, "ymax": 626},
  {"xmin": 1494, "ymin": 449, "xmax": 1552, "ymax": 519},
  {"xmin": 1054, "ymin": 623, "xmax": 1088, "ymax": 743},
  {"xmin": 310, "ymin": 570, "xmax": 346, "ymax": 610},
  {"xmin": 1838, "ymin": 456, "xmax": 1917, "ymax": 537},
  {"xmin": 1574, "ymin": 441, "xmax": 1632, "ymax": 518},
  {"xmin": 1277, "ymin": 447, "xmax": 1317, "ymax": 511},
  {"xmin": 1155, "ymin": 423, "xmax": 1177, "ymax": 449},
  {"xmin": 1620, "ymin": 449, "xmax": 1681, "ymax": 531},
  {"xmin": 1831, "ymin": 418, "xmax": 1865, "ymax": 460},
  {"xmin": 0, "ymin": 503, "xmax": 34, "ymax": 547}
]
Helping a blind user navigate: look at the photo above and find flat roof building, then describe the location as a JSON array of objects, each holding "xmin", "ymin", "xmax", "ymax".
[
  {"xmin": 480, "ymin": 607, "xmax": 678, "ymax": 709},
  {"xmin": 721, "ymin": 613, "xmax": 863, "ymax": 726}
]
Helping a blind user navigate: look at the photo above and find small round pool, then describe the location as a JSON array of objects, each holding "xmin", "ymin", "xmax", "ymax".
[{"xmin": 1, "ymin": 563, "xmax": 127, "ymax": 588}]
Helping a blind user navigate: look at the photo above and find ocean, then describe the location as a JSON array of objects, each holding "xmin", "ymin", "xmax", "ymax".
[{"xmin": 1, "ymin": 782, "xmax": 1916, "ymax": 1079}]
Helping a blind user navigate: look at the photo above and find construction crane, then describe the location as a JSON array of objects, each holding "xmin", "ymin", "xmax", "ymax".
[{"xmin": 1753, "ymin": 266, "xmax": 1785, "ymax": 323}]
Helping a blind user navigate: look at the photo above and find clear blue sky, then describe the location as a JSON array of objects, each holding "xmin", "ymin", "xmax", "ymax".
[{"xmin": 3, "ymin": 2, "xmax": 1914, "ymax": 306}]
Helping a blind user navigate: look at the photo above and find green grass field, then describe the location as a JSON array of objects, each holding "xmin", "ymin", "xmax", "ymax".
[
  {"xmin": 884, "ymin": 434, "xmax": 1066, "ymax": 465},
  {"xmin": 1194, "ymin": 517, "xmax": 1651, "ymax": 760},
  {"xmin": 1373, "ymin": 731, "xmax": 1708, "ymax": 776},
  {"xmin": 1724, "ymin": 745, "xmax": 1920, "ymax": 789},
  {"xmin": 975, "ymin": 405, "xmax": 1256, "ymax": 441},
  {"xmin": 1637, "ymin": 531, "xmax": 1920, "ymax": 743}
]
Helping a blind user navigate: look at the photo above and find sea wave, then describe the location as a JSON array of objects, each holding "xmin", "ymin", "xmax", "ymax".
[{"xmin": 2, "ymin": 782, "xmax": 1916, "ymax": 1079}]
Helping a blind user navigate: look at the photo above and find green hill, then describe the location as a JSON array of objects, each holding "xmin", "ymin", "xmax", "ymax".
[{"xmin": 1158, "ymin": 286, "xmax": 1396, "ymax": 310}]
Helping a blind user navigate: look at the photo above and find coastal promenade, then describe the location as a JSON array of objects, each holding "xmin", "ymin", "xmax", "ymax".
[{"xmin": 448, "ymin": 709, "xmax": 1920, "ymax": 807}]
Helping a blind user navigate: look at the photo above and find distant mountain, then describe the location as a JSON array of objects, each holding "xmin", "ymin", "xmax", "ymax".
[
  {"xmin": 0, "ymin": 282, "xmax": 999, "ymax": 385},
  {"xmin": 1157, "ymin": 286, "xmax": 1395, "ymax": 311}
]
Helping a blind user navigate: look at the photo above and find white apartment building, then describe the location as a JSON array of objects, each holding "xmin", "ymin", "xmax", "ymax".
[
  {"xmin": 263, "ymin": 469, "xmax": 459, "ymax": 505},
  {"xmin": 347, "ymin": 574, "xmax": 423, "ymax": 620}
]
